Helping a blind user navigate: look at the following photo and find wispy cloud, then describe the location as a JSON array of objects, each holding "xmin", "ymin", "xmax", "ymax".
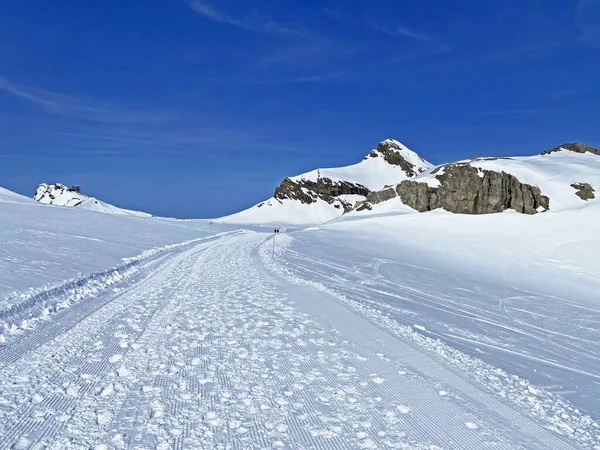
[
  {"xmin": 0, "ymin": 76, "xmax": 176, "ymax": 124},
  {"xmin": 484, "ymin": 42, "xmax": 555, "ymax": 64},
  {"xmin": 365, "ymin": 20, "xmax": 454, "ymax": 62},
  {"xmin": 576, "ymin": 0, "xmax": 600, "ymax": 48},
  {"xmin": 195, "ymin": 71, "xmax": 347, "ymax": 86},
  {"xmin": 50, "ymin": 132, "xmax": 195, "ymax": 151},
  {"xmin": 186, "ymin": 0, "xmax": 308, "ymax": 38},
  {"xmin": 478, "ymin": 109, "xmax": 540, "ymax": 116},
  {"xmin": 367, "ymin": 21, "xmax": 434, "ymax": 43},
  {"xmin": 478, "ymin": 108, "xmax": 566, "ymax": 116},
  {"xmin": 0, "ymin": 76, "xmax": 68, "ymax": 112}
]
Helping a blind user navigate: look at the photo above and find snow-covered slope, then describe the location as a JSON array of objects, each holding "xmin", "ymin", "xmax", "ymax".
[
  {"xmin": 222, "ymin": 139, "xmax": 433, "ymax": 225},
  {"xmin": 0, "ymin": 186, "xmax": 36, "ymax": 205},
  {"xmin": 468, "ymin": 149, "xmax": 599, "ymax": 211},
  {"xmin": 1, "ymin": 184, "xmax": 599, "ymax": 447},
  {"xmin": 355, "ymin": 142, "xmax": 600, "ymax": 215},
  {"xmin": 34, "ymin": 183, "xmax": 152, "ymax": 217},
  {"xmin": 1, "ymin": 164, "xmax": 600, "ymax": 447},
  {"xmin": 290, "ymin": 139, "xmax": 431, "ymax": 190},
  {"xmin": 0, "ymin": 186, "xmax": 226, "ymax": 300}
]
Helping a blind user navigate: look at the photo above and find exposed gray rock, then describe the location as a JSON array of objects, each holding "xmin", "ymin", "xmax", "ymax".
[
  {"xmin": 355, "ymin": 202, "xmax": 373, "ymax": 211},
  {"xmin": 571, "ymin": 183, "xmax": 595, "ymax": 200},
  {"xmin": 393, "ymin": 164, "xmax": 549, "ymax": 214},
  {"xmin": 363, "ymin": 140, "xmax": 429, "ymax": 177},
  {"xmin": 366, "ymin": 187, "xmax": 397, "ymax": 204},
  {"xmin": 541, "ymin": 143, "xmax": 600, "ymax": 156},
  {"xmin": 274, "ymin": 177, "xmax": 369, "ymax": 212}
]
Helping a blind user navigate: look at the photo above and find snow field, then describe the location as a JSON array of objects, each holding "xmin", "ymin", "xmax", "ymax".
[
  {"xmin": 0, "ymin": 232, "xmax": 593, "ymax": 448},
  {"xmin": 261, "ymin": 232, "xmax": 600, "ymax": 448}
]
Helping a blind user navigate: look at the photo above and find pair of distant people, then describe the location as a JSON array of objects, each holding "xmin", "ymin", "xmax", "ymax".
[{"xmin": 274, "ymin": 228, "xmax": 280, "ymax": 233}]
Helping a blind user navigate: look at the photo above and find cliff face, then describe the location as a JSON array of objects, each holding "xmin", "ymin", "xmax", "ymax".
[
  {"xmin": 394, "ymin": 163, "xmax": 550, "ymax": 214},
  {"xmin": 361, "ymin": 160, "xmax": 551, "ymax": 215},
  {"xmin": 274, "ymin": 177, "xmax": 369, "ymax": 211},
  {"xmin": 541, "ymin": 143, "xmax": 600, "ymax": 156}
]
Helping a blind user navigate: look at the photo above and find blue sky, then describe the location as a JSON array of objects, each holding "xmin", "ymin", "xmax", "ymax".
[{"xmin": 1, "ymin": 0, "xmax": 599, "ymax": 218}]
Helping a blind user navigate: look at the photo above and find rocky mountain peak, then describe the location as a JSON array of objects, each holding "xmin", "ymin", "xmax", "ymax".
[
  {"xmin": 364, "ymin": 139, "xmax": 430, "ymax": 177},
  {"xmin": 541, "ymin": 143, "xmax": 600, "ymax": 156}
]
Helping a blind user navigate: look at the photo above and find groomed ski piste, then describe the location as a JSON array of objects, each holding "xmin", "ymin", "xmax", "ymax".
[{"xmin": 0, "ymin": 183, "xmax": 599, "ymax": 449}]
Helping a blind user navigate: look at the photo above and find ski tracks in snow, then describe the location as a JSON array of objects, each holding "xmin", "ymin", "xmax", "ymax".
[{"xmin": 0, "ymin": 232, "xmax": 595, "ymax": 449}]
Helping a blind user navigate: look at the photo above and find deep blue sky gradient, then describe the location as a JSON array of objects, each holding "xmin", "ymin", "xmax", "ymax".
[{"xmin": 1, "ymin": 0, "xmax": 599, "ymax": 217}]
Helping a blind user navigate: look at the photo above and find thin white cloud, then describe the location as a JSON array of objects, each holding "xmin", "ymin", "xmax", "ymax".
[
  {"xmin": 0, "ymin": 76, "xmax": 67, "ymax": 112},
  {"xmin": 0, "ymin": 76, "xmax": 176, "ymax": 124},
  {"xmin": 576, "ymin": 0, "xmax": 600, "ymax": 48},
  {"xmin": 195, "ymin": 71, "xmax": 347, "ymax": 86},
  {"xmin": 393, "ymin": 25, "xmax": 433, "ymax": 42},
  {"xmin": 185, "ymin": 0, "xmax": 307, "ymax": 38},
  {"xmin": 365, "ymin": 20, "xmax": 454, "ymax": 61},
  {"xmin": 478, "ymin": 108, "xmax": 566, "ymax": 116},
  {"xmin": 367, "ymin": 20, "xmax": 434, "ymax": 42},
  {"xmin": 51, "ymin": 132, "xmax": 193, "ymax": 151}
]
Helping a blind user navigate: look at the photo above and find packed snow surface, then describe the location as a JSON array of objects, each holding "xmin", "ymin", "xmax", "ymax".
[{"xmin": 0, "ymin": 185, "xmax": 599, "ymax": 449}]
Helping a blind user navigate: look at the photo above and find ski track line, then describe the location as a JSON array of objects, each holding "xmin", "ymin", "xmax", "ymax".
[
  {"xmin": 0, "ymin": 238, "xmax": 220, "ymax": 449},
  {"xmin": 0, "ymin": 231, "xmax": 595, "ymax": 449},
  {"xmin": 261, "ymin": 235, "xmax": 597, "ymax": 449},
  {"xmin": 281, "ymin": 240, "xmax": 600, "ymax": 419}
]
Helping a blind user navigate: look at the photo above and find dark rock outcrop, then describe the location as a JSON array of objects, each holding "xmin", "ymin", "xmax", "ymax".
[
  {"xmin": 541, "ymin": 143, "xmax": 600, "ymax": 156},
  {"xmin": 393, "ymin": 164, "xmax": 549, "ymax": 214},
  {"xmin": 274, "ymin": 177, "xmax": 369, "ymax": 212},
  {"xmin": 571, "ymin": 183, "xmax": 595, "ymax": 200},
  {"xmin": 359, "ymin": 162, "xmax": 550, "ymax": 215},
  {"xmin": 363, "ymin": 140, "xmax": 429, "ymax": 177},
  {"xmin": 366, "ymin": 187, "xmax": 397, "ymax": 204},
  {"xmin": 355, "ymin": 202, "xmax": 373, "ymax": 211}
]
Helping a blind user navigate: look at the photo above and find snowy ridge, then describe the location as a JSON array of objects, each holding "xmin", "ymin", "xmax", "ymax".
[
  {"xmin": 260, "ymin": 233, "xmax": 600, "ymax": 448},
  {"xmin": 225, "ymin": 140, "xmax": 600, "ymax": 224},
  {"xmin": 0, "ymin": 187, "xmax": 35, "ymax": 205},
  {"xmin": 34, "ymin": 183, "xmax": 152, "ymax": 217},
  {"xmin": 467, "ymin": 151, "xmax": 600, "ymax": 211},
  {"xmin": 353, "ymin": 144, "xmax": 600, "ymax": 216},
  {"xmin": 221, "ymin": 138, "xmax": 432, "ymax": 225},
  {"xmin": 0, "ymin": 231, "xmax": 242, "ymax": 343},
  {"xmin": 290, "ymin": 139, "xmax": 432, "ymax": 190}
]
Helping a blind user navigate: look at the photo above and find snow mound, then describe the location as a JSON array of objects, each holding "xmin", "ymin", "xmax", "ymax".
[{"xmin": 34, "ymin": 183, "xmax": 152, "ymax": 217}]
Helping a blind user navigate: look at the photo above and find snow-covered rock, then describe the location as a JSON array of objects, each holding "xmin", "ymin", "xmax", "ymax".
[
  {"xmin": 33, "ymin": 183, "xmax": 152, "ymax": 217},
  {"xmin": 358, "ymin": 142, "xmax": 600, "ymax": 215},
  {"xmin": 220, "ymin": 139, "xmax": 432, "ymax": 225}
]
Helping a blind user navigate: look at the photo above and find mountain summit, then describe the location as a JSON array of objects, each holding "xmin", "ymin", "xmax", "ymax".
[{"xmin": 222, "ymin": 139, "xmax": 432, "ymax": 225}]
